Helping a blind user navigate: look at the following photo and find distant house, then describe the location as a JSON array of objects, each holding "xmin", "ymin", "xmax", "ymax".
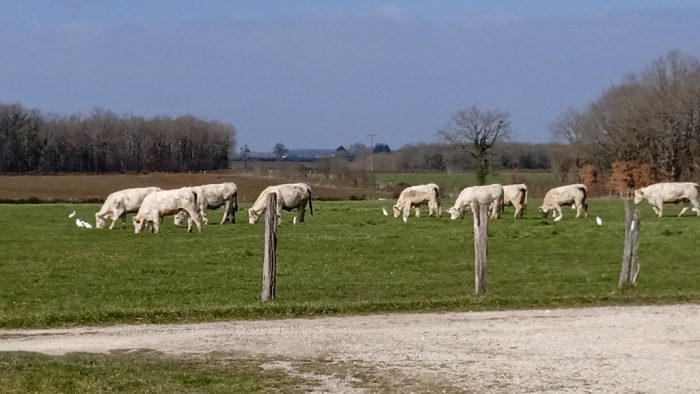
[{"xmin": 332, "ymin": 145, "xmax": 353, "ymax": 160}]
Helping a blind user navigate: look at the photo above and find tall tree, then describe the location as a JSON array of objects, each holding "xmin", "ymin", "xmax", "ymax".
[
  {"xmin": 273, "ymin": 143, "xmax": 288, "ymax": 160},
  {"xmin": 552, "ymin": 50, "xmax": 700, "ymax": 181},
  {"xmin": 438, "ymin": 105, "xmax": 511, "ymax": 184}
]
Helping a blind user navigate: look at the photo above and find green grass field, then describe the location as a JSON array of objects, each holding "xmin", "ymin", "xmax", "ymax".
[
  {"xmin": 0, "ymin": 351, "xmax": 302, "ymax": 393},
  {"xmin": 0, "ymin": 199, "xmax": 698, "ymax": 328}
]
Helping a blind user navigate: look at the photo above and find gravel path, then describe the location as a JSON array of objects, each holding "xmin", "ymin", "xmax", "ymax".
[{"xmin": 1, "ymin": 304, "xmax": 698, "ymax": 392}]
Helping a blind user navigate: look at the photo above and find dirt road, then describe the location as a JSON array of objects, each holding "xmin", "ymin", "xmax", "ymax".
[{"xmin": 1, "ymin": 304, "xmax": 698, "ymax": 392}]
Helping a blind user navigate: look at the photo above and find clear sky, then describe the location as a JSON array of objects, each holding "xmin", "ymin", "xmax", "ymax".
[{"xmin": 2, "ymin": 1, "xmax": 700, "ymax": 151}]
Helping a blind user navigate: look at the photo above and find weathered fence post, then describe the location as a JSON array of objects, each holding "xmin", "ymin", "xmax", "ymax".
[
  {"xmin": 619, "ymin": 196, "xmax": 641, "ymax": 288},
  {"xmin": 473, "ymin": 203, "xmax": 489, "ymax": 296},
  {"xmin": 261, "ymin": 193, "xmax": 278, "ymax": 301}
]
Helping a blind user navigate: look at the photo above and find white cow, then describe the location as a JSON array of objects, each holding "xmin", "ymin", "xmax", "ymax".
[
  {"xmin": 392, "ymin": 183, "xmax": 441, "ymax": 219},
  {"xmin": 539, "ymin": 184, "xmax": 588, "ymax": 219},
  {"xmin": 95, "ymin": 186, "xmax": 162, "ymax": 229},
  {"xmin": 634, "ymin": 182, "xmax": 700, "ymax": 217},
  {"xmin": 500, "ymin": 184, "xmax": 528, "ymax": 219},
  {"xmin": 133, "ymin": 188, "xmax": 202, "ymax": 234},
  {"xmin": 174, "ymin": 182, "xmax": 238, "ymax": 225},
  {"xmin": 248, "ymin": 183, "xmax": 313, "ymax": 224},
  {"xmin": 447, "ymin": 184, "xmax": 504, "ymax": 220}
]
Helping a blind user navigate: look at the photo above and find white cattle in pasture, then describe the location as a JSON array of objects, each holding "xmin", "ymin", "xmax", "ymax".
[
  {"xmin": 174, "ymin": 182, "xmax": 238, "ymax": 225},
  {"xmin": 95, "ymin": 187, "xmax": 162, "ymax": 229},
  {"xmin": 448, "ymin": 184, "xmax": 504, "ymax": 220},
  {"xmin": 133, "ymin": 188, "xmax": 202, "ymax": 234},
  {"xmin": 500, "ymin": 184, "xmax": 528, "ymax": 219},
  {"xmin": 634, "ymin": 182, "xmax": 700, "ymax": 217},
  {"xmin": 392, "ymin": 183, "xmax": 441, "ymax": 219},
  {"xmin": 248, "ymin": 183, "xmax": 313, "ymax": 224},
  {"xmin": 539, "ymin": 184, "xmax": 588, "ymax": 219}
]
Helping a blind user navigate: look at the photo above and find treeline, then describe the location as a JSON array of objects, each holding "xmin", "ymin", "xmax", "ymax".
[
  {"xmin": 552, "ymin": 50, "xmax": 700, "ymax": 183},
  {"xmin": 0, "ymin": 104, "xmax": 235, "ymax": 173},
  {"xmin": 331, "ymin": 142, "xmax": 554, "ymax": 173}
]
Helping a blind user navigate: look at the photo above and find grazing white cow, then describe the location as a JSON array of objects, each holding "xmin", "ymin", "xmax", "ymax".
[
  {"xmin": 392, "ymin": 183, "xmax": 441, "ymax": 219},
  {"xmin": 95, "ymin": 187, "xmax": 162, "ymax": 229},
  {"xmin": 634, "ymin": 182, "xmax": 700, "ymax": 217},
  {"xmin": 500, "ymin": 184, "xmax": 528, "ymax": 219},
  {"xmin": 539, "ymin": 184, "xmax": 588, "ymax": 219},
  {"xmin": 133, "ymin": 188, "xmax": 202, "ymax": 234},
  {"xmin": 248, "ymin": 183, "xmax": 313, "ymax": 224},
  {"xmin": 447, "ymin": 184, "xmax": 505, "ymax": 220},
  {"xmin": 174, "ymin": 182, "xmax": 239, "ymax": 225}
]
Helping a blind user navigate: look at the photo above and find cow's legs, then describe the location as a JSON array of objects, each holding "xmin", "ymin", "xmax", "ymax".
[
  {"xmin": 692, "ymin": 200, "xmax": 700, "ymax": 216},
  {"xmin": 220, "ymin": 201, "xmax": 232, "ymax": 225},
  {"xmin": 414, "ymin": 206, "xmax": 420, "ymax": 218},
  {"xmin": 513, "ymin": 203, "xmax": 521, "ymax": 219},
  {"xmin": 109, "ymin": 208, "xmax": 125, "ymax": 230},
  {"xmin": 554, "ymin": 205, "xmax": 563, "ymax": 219},
  {"xmin": 298, "ymin": 202, "xmax": 307, "ymax": 222},
  {"xmin": 185, "ymin": 208, "xmax": 202, "ymax": 232}
]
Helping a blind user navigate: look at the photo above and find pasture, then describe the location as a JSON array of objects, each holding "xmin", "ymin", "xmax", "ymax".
[{"xmin": 0, "ymin": 198, "xmax": 698, "ymax": 328}]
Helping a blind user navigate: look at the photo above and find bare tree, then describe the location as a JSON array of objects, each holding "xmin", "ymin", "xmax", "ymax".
[
  {"xmin": 553, "ymin": 50, "xmax": 700, "ymax": 181},
  {"xmin": 438, "ymin": 106, "xmax": 511, "ymax": 184}
]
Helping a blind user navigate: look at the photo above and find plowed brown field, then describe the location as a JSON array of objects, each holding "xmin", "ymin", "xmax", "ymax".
[{"xmin": 0, "ymin": 173, "xmax": 375, "ymax": 202}]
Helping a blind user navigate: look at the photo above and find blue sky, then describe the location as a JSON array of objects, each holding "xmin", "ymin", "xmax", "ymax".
[{"xmin": 2, "ymin": 1, "xmax": 700, "ymax": 151}]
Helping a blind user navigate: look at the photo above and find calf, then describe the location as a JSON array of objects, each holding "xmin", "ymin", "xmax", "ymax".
[
  {"xmin": 95, "ymin": 187, "xmax": 162, "ymax": 229},
  {"xmin": 448, "ymin": 184, "xmax": 504, "ymax": 220},
  {"xmin": 500, "ymin": 184, "xmax": 528, "ymax": 219},
  {"xmin": 634, "ymin": 182, "xmax": 700, "ymax": 217},
  {"xmin": 174, "ymin": 182, "xmax": 238, "ymax": 225},
  {"xmin": 248, "ymin": 183, "xmax": 313, "ymax": 224},
  {"xmin": 539, "ymin": 184, "xmax": 588, "ymax": 219},
  {"xmin": 392, "ymin": 183, "xmax": 441, "ymax": 219},
  {"xmin": 133, "ymin": 188, "xmax": 202, "ymax": 233}
]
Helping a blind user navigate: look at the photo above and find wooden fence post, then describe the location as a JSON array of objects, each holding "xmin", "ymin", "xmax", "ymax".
[
  {"xmin": 619, "ymin": 197, "xmax": 641, "ymax": 288},
  {"xmin": 473, "ymin": 203, "xmax": 489, "ymax": 296},
  {"xmin": 261, "ymin": 193, "xmax": 278, "ymax": 301}
]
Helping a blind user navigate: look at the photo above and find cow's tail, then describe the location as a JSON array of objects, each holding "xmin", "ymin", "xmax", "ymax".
[
  {"xmin": 579, "ymin": 185, "xmax": 588, "ymax": 213},
  {"xmin": 521, "ymin": 186, "xmax": 528, "ymax": 218},
  {"xmin": 308, "ymin": 186, "xmax": 314, "ymax": 216},
  {"xmin": 233, "ymin": 191, "xmax": 239, "ymax": 212}
]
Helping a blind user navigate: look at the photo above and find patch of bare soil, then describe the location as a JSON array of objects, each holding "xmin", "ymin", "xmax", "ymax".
[{"xmin": 1, "ymin": 304, "xmax": 698, "ymax": 393}]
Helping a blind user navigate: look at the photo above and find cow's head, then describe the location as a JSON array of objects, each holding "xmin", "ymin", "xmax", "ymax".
[
  {"xmin": 448, "ymin": 206, "xmax": 463, "ymax": 220},
  {"xmin": 633, "ymin": 189, "xmax": 644, "ymax": 205},
  {"xmin": 392, "ymin": 204, "xmax": 402, "ymax": 218},
  {"xmin": 132, "ymin": 217, "xmax": 145, "ymax": 234},
  {"xmin": 248, "ymin": 208, "xmax": 260, "ymax": 224},
  {"xmin": 95, "ymin": 213, "xmax": 106, "ymax": 229},
  {"xmin": 538, "ymin": 206, "xmax": 549, "ymax": 218}
]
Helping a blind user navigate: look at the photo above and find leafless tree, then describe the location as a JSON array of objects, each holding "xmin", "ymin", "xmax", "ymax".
[
  {"xmin": 438, "ymin": 106, "xmax": 512, "ymax": 184},
  {"xmin": 553, "ymin": 50, "xmax": 700, "ymax": 181}
]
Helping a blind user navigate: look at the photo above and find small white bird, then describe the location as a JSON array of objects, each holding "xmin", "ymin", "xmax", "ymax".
[
  {"xmin": 75, "ymin": 218, "xmax": 85, "ymax": 228},
  {"xmin": 293, "ymin": 216, "xmax": 297, "ymax": 225},
  {"xmin": 68, "ymin": 211, "xmax": 76, "ymax": 218},
  {"xmin": 596, "ymin": 216, "xmax": 603, "ymax": 226},
  {"xmin": 402, "ymin": 216, "xmax": 408, "ymax": 223},
  {"xmin": 382, "ymin": 207, "xmax": 388, "ymax": 216},
  {"xmin": 81, "ymin": 220, "xmax": 93, "ymax": 229},
  {"xmin": 553, "ymin": 215, "xmax": 562, "ymax": 222}
]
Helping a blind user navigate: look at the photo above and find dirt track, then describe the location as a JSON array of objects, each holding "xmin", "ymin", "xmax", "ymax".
[{"xmin": 1, "ymin": 304, "xmax": 698, "ymax": 392}]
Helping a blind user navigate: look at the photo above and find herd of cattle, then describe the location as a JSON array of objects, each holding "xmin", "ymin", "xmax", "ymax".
[{"xmin": 92, "ymin": 180, "xmax": 700, "ymax": 233}]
